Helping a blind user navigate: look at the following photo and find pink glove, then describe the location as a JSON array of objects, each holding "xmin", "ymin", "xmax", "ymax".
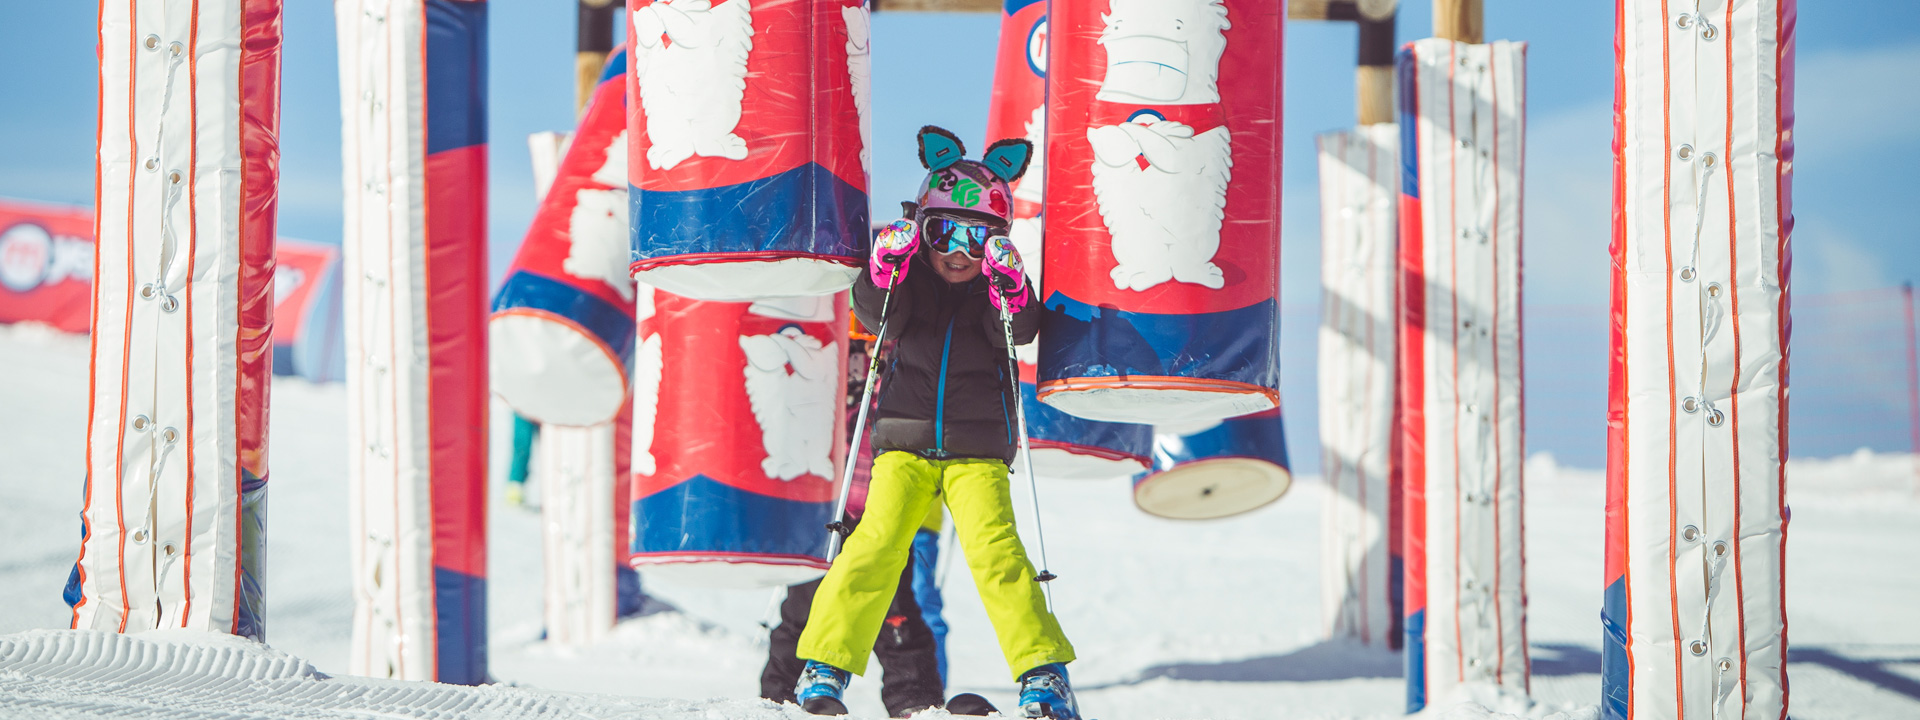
[
  {"xmin": 983, "ymin": 235, "xmax": 1029, "ymax": 313},
  {"xmin": 870, "ymin": 219, "xmax": 919, "ymax": 289}
]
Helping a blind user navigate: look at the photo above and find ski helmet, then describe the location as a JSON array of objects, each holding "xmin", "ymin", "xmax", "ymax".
[{"xmin": 911, "ymin": 126, "xmax": 1034, "ymax": 226}]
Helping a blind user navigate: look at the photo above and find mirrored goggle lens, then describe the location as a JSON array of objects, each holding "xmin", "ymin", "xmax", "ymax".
[{"xmin": 925, "ymin": 218, "xmax": 995, "ymax": 258}]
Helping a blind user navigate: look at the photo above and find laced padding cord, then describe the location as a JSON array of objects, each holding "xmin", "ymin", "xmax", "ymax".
[
  {"xmin": 139, "ymin": 25, "xmax": 193, "ymax": 625},
  {"xmin": 351, "ymin": 6, "xmax": 402, "ymax": 678},
  {"xmin": 1680, "ymin": 6, "xmax": 1736, "ymax": 710},
  {"xmin": 1456, "ymin": 53, "xmax": 1500, "ymax": 683},
  {"xmin": 144, "ymin": 427, "xmax": 182, "ymax": 625}
]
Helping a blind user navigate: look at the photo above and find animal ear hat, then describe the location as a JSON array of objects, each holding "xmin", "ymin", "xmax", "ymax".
[{"xmin": 914, "ymin": 125, "xmax": 1033, "ymax": 225}]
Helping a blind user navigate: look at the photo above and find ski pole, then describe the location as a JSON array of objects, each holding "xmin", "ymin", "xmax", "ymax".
[
  {"xmin": 825, "ymin": 268, "xmax": 899, "ymax": 561},
  {"xmin": 996, "ymin": 300, "xmax": 1057, "ymax": 611}
]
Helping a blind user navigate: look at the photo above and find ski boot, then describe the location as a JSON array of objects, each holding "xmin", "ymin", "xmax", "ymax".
[
  {"xmin": 945, "ymin": 693, "xmax": 999, "ymax": 716},
  {"xmin": 1017, "ymin": 663, "xmax": 1081, "ymax": 720},
  {"xmin": 795, "ymin": 660, "xmax": 851, "ymax": 716}
]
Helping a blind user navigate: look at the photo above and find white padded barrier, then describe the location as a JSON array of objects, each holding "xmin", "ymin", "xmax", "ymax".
[
  {"xmin": 1397, "ymin": 38, "xmax": 1529, "ymax": 710},
  {"xmin": 336, "ymin": 0, "xmax": 490, "ymax": 685},
  {"xmin": 76, "ymin": 0, "xmax": 281, "ymax": 642},
  {"xmin": 1316, "ymin": 124, "xmax": 1400, "ymax": 649},
  {"xmin": 539, "ymin": 422, "xmax": 620, "ymax": 645},
  {"xmin": 1602, "ymin": 2, "xmax": 1795, "ymax": 718}
]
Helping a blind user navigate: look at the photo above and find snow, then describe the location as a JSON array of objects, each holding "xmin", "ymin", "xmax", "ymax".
[{"xmin": 4, "ymin": 322, "xmax": 1920, "ymax": 718}]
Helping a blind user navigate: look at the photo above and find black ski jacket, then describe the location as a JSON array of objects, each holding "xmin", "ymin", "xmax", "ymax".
[{"xmin": 853, "ymin": 251, "xmax": 1040, "ymax": 463}]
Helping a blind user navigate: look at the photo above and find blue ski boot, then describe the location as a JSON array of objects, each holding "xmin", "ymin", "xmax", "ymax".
[
  {"xmin": 1017, "ymin": 663, "xmax": 1081, "ymax": 720},
  {"xmin": 795, "ymin": 660, "xmax": 851, "ymax": 716}
]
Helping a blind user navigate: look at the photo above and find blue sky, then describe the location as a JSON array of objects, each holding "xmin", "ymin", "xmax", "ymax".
[{"xmin": 1, "ymin": 3, "xmax": 1914, "ymax": 306}]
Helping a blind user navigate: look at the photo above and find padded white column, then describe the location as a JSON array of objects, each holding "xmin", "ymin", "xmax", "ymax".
[
  {"xmin": 1398, "ymin": 38, "xmax": 1528, "ymax": 706},
  {"xmin": 1316, "ymin": 124, "xmax": 1400, "ymax": 649},
  {"xmin": 77, "ymin": 0, "xmax": 281, "ymax": 642},
  {"xmin": 539, "ymin": 423, "xmax": 620, "ymax": 645},
  {"xmin": 1602, "ymin": 2, "xmax": 1794, "ymax": 718}
]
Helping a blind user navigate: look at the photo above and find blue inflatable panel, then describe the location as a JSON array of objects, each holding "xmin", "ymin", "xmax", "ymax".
[
  {"xmin": 630, "ymin": 162, "xmax": 866, "ymax": 270},
  {"xmin": 630, "ymin": 474, "xmax": 832, "ymax": 587},
  {"xmin": 432, "ymin": 566, "xmax": 488, "ymax": 686},
  {"xmin": 492, "ymin": 270, "xmax": 637, "ymax": 364}
]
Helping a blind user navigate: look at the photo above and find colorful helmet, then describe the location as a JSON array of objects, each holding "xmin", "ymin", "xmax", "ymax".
[{"xmin": 912, "ymin": 126, "xmax": 1034, "ymax": 226}]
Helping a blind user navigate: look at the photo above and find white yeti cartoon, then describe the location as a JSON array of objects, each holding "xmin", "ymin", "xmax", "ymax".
[
  {"xmin": 563, "ymin": 131, "xmax": 636, "ymax": 303},
  {"xmin": 632, "ymin": 0, "xmax": 754, "ymax": 170},
  {"xmin": 842, "ymin": 4, "xmax": 872, "ymax": 173},
  {"xmin": 740, "ymin": 326, "xmax": 838, "ymax": 481},
  {"xmin": 1088, "ymin": 0, "xmax": 1233, "ymax": 291}
]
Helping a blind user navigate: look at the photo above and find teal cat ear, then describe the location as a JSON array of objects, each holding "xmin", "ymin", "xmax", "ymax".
[
  {"xmin": 981, "ymin": 139, "xmax": 1034, "ymax": 182},
  {"xmin": 917, "ymin": 126, "xmax": 967, "ymax": 171}
]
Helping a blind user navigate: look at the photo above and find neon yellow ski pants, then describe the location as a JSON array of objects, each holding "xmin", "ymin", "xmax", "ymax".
[{"xmin": 798, "ymin": 452, "xmax": 1074, "ymax": 680}]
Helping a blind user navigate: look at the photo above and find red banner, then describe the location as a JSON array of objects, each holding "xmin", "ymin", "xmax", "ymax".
[{"xmin": 0, "ymin": 199, "xmax": 94, "ymax": 333}]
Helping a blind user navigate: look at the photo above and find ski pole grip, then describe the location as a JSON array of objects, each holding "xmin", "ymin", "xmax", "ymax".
[
  {"xmin": 1035, "ymin": 571, "xmax": 1057, "ymax": 583},
  {"xmin": 826, "ymin": 520, "xmax": 853, "ymax": 537}
]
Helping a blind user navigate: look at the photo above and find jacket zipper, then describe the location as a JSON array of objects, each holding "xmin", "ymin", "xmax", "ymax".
[{"xmin": 934, "ymin": 311, "xmax": 958, "ymax": 454}]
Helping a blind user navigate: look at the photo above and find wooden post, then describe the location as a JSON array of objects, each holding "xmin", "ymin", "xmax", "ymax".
[
  {"xmin": 1433, "ymin": 0, "xmax": 1482, "ymax": 44},
  {"xmin": 578, "ymin": 0, "xmax": 620, "ymax": 116},
  {"xmin": 1288, "ymin": 0, "xmax": 1398, "ymax": 125}
]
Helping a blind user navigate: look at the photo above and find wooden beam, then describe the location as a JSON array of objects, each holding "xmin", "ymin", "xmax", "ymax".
[
  {"xmin": 1433, "ymin": 0, "xmax": 1483, "ymax": 44},
  {"xmin": 1356, "ymin": 65, "xmax": 1394, "ymax": 125},
  {"xmin": 874, "ymin": 0, "xmax": 1000, "ymax": 12}
]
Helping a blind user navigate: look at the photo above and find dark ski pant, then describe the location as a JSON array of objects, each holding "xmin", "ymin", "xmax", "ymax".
[{"xmin": 761, "ymin": 565, "xmax": 943, "ymax": 717}]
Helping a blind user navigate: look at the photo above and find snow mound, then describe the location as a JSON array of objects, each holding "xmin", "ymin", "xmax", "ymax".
[{"xmin": 0, "ymin": 629, "xmax": 834, "ymax": 720}]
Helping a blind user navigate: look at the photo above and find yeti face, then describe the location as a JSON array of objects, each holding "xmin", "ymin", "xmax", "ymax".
[{"xmin": 1096, "ymin": 0, "xmax": 1230, "ymax": 105}]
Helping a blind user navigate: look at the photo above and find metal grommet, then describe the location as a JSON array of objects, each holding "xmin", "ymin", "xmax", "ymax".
[
  {"xmin": 143, "ymin": 157, "xmax": 158, "ymax": 172},
  {"xmin": 1702, "ymin": 152, "xmax": 1718, "ymax": 168},
  {"xmin": 1707, "ymin": 408, "xmax": 1726, "ymax": 427},
  {"xmin": 168, "ymin": 41, "xmax": 183, "ymax": 57},
  {"xmin": 1707, "ymin": 282, "xmax": 1723, "ymax": 298},
  {"xmin": 1458, "ymin": 139, "xmax": 1471, "ymax": 150},
  {"xmin": 1701, "ymin": 24, "xmax": 1718, "ymax": 41},
  {"xmin": 144, "ymin": 35, "xmax": 161, "ymax": 50},
  {"xmin": 1690, "ymin": 640, "xmax": 1708, "ymax": 656},
  {"xmin": 1713, "ymin": 541, "xmax": 1729, "ymax": 557},
  {"xmin": 1467, "ymin": 657, "xmax": 1481, "ymax": 668},
  {"xmin": 1682, "ymin": 397, "xmax": 1699, "ymax": 414},
  {"xmin": 1677, "ymin": 144, "xmax": 1693, "ymax": 161},
  {"xmin": 161, "ymin": 295, "xmax": 180, "ymax": 313},
  {"xmin": 1466, "ymin": 403, "xmax": 1479, "ymax": 415},
  {"xmin": 168, "ymin": 170, "xmax": 182, "ymax": 184},
  {"xmin": 1463, "ymin": 579, "xmax": 1475, "ymax": 590},
  {"xmin": 160, "ymin": 427, "xmax": 179, "ymax": 444},
  {"xmin": 1682, "ymin": 525, "xmax": 1701, "ymax": 542},
  {"xmin": 163, "ymin": 543, "xmax": 177, "ymax": 556},
  {"xmin": 1680, "ymin": 267, "xmax": 1696, "ymax": 282},
  {"xmin": 132, "ymin": 415, "xmax": 151, "ymax": 431},
  {"xmin": 1718, "ymin": 658, "xmax": 1733, "ymax": 672},
  {"xmin": 132, "ymin": 529, "xmax": 148, "ymax": 543},
  {"xmin": 140, "ymin": 284, "xmax": 157, "ymax": 300},
  {"xmin": 1675, "ymin": 14, "xmax": 1693, "ymax": 30}
]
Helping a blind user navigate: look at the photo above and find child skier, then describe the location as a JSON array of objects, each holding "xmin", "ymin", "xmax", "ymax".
[{"xmin": 794, "ymin": 127, "xmax": 1080, "ymax": 719}]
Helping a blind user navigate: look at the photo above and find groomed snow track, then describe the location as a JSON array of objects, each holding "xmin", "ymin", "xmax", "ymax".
[{"xmin": 0, "ymin": 629, "xmax": 812, "ymax": 720}]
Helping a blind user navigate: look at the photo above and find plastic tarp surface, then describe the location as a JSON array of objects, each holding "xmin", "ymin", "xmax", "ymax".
[
  {"xmin": 1397, "ymin": 39, "xmax": 1528, "ymax": 711},
  {"xmin": 1316, "ymin": 125, "xmax": 1401, "ymax": 649},
  {"xmin": 986, "ymin": 0, "xmax": 1151, "ymax": 479},
  {"xmin": 336, "ymin": 0, "xmax": 489, "ymax": 685},
  {"xmin": 624, "ymin": 0, "xmax": 870, "ymax": 300},
  {"xmin": 74, "ymin": 0, "xmax": 279, "ymax": 644},
  {"xmin": 493, "ymin": 51, "xmax": 636, "ymax": 427},
  {"xmin": 1037, "ymin": 0, "xmax": 1281, "ymax": 426},
  {"xmin": 1133, "ymin": 409, "xmax": 1291, "ymax": 520},
  {"xmin": 1603, "ymin": 2, "xmax": 1794, "ymax": 718},
  {"xmin": 630, "ymin": 288, "xmax": 848, "ymax": 588}
]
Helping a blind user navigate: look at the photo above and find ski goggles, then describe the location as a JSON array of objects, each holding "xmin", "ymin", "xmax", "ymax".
[{"xmin": 922, "ymin": 216, "xmax": 1002, "ymax": 259}]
